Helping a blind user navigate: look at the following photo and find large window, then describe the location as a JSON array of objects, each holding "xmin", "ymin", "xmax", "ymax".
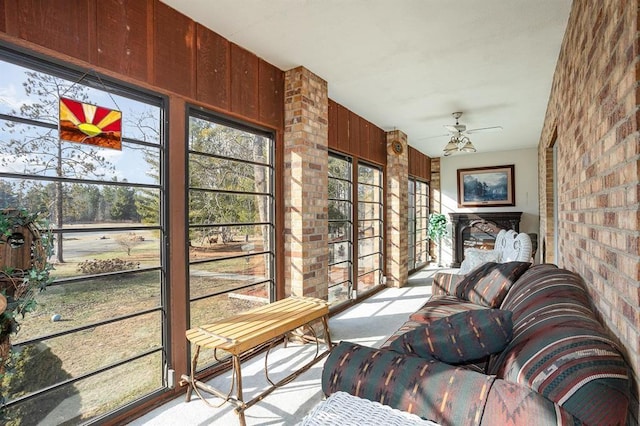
[
  {"xmin": 357, "ymin": 163, "xmax": 383, "ymax": 294},
  {"xmin": 328, "ymin": 154, "xmax": 353, "ymax": 304},
  {"xmin": 187, "ymin": 110, "xmax": 274, "ymax": 370},
  {"xmin": 0, "ymin": 49, "xmax": 166, "ymax": 423},
  {"xmin": 408, "ymin": 178, "xmax": 429, "ymax": 272}
]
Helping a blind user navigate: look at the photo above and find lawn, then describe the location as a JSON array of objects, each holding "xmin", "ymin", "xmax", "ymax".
[{"xmin": 3, "ymin": 231, "xmax": 268, "ymax": 425}]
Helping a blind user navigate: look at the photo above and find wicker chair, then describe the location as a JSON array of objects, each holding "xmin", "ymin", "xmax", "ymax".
[{"xmin": 458, "ymin": 229, "xmax": 532, "ymax": 274}]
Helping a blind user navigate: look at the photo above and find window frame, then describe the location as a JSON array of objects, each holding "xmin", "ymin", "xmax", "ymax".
[{"xmin": 0, "ymin": 45, "xmax": 169, "ymax": 419}]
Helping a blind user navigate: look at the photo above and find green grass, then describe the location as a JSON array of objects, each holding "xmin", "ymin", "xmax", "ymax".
[{"xmin": 5, "ymin": 237, "xmax": 269, "ymax": 423}]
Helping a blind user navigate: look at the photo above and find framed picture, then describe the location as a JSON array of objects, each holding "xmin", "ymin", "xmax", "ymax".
[{"xmin": 457, "ymin": 164, "xmax": 515, "ymax": 207}]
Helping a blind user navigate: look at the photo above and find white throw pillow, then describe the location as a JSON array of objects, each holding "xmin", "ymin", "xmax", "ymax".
[{"xmin": 459, "ymin": 249, "xmax": 500, "ymax": 275}]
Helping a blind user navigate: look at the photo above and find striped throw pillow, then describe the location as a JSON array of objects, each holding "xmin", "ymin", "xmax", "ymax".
[
  {"xmin": 389, "ymin": 308, "xmax": 513, "ymax": 364},
  {"xmin": 455, "ymin": 261, "xmax": 530, "ymax": 307}
]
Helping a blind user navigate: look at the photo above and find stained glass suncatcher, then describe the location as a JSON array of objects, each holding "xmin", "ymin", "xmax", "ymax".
[{"xmin": 59, "ymin": 97, "xmax": 122, "ymax": 150}]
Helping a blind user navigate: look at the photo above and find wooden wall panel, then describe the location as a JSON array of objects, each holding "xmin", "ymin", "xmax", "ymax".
[
  {"xmin": 153, "ymin": 1, "xmax": 195, "ymax": 97},
  {"xmin": 348, "ymin": 112, "xmax": 360, "ymax": 156},
  {"xmin": 13, "ymin": 0, "xmax": 90, "ymax": 62},
  {"xmin": 258, "ymin": 59, "xmax": 283, "ymax": 129},
  {"xmin": 408, "ymin": 146, "xmax": 416, "ymax": 176},
  {"xmin": 328, "ymin": 99, "xmax": 387, "ymax": 165},
  {"xmin": 359, "ymin": 119, "xmax": 370, "ymax": 159},
  {"xmin": 372, "ymin": 126, "xmax": 386, "ymax": 165},
  {"xmin": 0, "ymin": 0, "xmax": 283, "ymax": 132},
  {"xmin": 328, "ymin": 99, "xmax": 338, "ymax": 150},
  {"xmin": 196, "ymin": 24, "xmax": 230, "ymax": 110},
  {"xmin": 0, "ymin": 0, "xmax": 6, "ymax": 33},
  {"xmin": 230, "ymin": 43, "xmax": 259, "ymax": 120},
  {"xmin": 96, "ymin": 0, "xmax": 150, "ymax": 81},
  {"xmin": 408, "ymin": 146, "xmax": 431, "ymax": 180},
  {"xmin": 336, "ymin": 103, "xmax": 350, "ymax": 153}
]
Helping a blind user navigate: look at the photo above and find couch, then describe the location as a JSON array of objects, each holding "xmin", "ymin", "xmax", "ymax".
[
  {"xmin": 321, "ymin": 263, "xmax": 630, "ymax": 425},
  {"xmin": 458, "ymin": 229, "xmax": 533, "ymax": 274}
]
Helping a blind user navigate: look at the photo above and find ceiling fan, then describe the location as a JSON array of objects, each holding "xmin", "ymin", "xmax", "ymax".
[{"xmin": 440, "ymin": 112, "xmax": 502, "ymax": 156}]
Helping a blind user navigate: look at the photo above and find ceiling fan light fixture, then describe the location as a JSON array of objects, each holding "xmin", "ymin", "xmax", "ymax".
[
  {"xmin": 443, "ymin": 135, "xmax": 475, "ymax": 155},
  {"xmin": 460, "ymin": 139, "xmax": 476, "ymax": 153},
  {"xmin": 443, "ymin": 139, "xmax": 458, "ymax": 151},
  {"xmin": 438, "ymin": 111, "xmax": 501, "ymax": 157}
]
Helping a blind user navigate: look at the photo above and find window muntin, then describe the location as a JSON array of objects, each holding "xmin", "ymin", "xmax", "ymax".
[
  {"xmin": 328, "ymin": 154, "xmax": 353, "ymax": 304},
  {"xmin": 0, "ymin": 50, "xmax": 165, "ymax": 423},
  {"xmin": 408, "ymin": 179, "xmax": 416, "ymax": 269},
  {"xmin": 408, "ymin": 178, "xmax": 429, "ymax": 271},
  {"xmin": 187, "ymin": 110, "xmax": 275, "ymax": 371},
  {"xmin": 357, "ymin": 163, "xmax": 383, "ymax": 294}
]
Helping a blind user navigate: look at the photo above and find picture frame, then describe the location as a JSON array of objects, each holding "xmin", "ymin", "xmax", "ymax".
[{"xmin": 457, "ymin": 164, "xmax": 515, "ymax": 207}]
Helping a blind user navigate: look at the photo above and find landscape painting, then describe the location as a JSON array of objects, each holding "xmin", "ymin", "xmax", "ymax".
[{"xmin": 457, "ymin": 165, "xmax": 515, "ymax": 207}]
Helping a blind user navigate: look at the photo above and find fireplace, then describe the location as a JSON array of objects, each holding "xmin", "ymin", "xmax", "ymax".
[{"xmin": 448, "ymin": 212, "xmax": 522, "ymax": 267}]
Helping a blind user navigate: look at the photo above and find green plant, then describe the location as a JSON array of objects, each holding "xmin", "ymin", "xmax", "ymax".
[{"xmin": 428, "ymin": 213, "xmax": 448, "ymax": 241}]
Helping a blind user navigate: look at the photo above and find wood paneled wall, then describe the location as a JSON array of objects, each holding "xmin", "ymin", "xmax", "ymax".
[
  {"xmin": 408, "ymin": 146, "xmax": 431, "ymax": 181},
  {"xmin": 0, "ymin": 0, "xmax": 284, "ymax": 131},
  {"xmin": 0, "ymin": 1, "xmax": 285, "ymax": 419},
  {"xmin": 328, "ymin": 99, "xmax": 386, "ymax": 165}
]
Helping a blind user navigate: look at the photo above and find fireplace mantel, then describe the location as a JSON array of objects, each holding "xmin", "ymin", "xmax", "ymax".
[{"xmin": 448, "ymin": 212, "xmax": 522, "ymax": 267}]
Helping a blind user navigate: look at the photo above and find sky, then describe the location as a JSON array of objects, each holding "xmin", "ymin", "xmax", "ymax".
[{"xmin": 0, "ymin": 58, "xmax": 162, "ymax": 186}]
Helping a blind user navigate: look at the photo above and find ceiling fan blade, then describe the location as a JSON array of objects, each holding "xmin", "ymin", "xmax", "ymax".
[
  {"xmin": 444, "ymin": 124, "xmax": 466, "ymax": 133},
  {"xmin": 418, "ymin": 132, "xmax": 450, "ymax": 140},
  {"xmin": 465, "ymin": 126, "xmax": 503, "ymax": 134}
]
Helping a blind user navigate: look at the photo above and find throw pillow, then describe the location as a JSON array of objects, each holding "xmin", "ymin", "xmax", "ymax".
[
  {"xmin": 459, "ymin": 249, "xmax": 500, "ymax": 275},
  {"xmin": 389, "ymin": 308, "xmax": 513, "ymax": 364},
  {"xmin": 455, "ymin": 261, "xmax": 531, "ymax": 308}
]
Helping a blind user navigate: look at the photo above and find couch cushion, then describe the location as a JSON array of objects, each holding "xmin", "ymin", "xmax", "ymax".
[
  {"xmin": 322, "ymin": 341, "xmax": 495, "ymax": 426},
  {"xmin": 409, "ymin": 295, "xmax": 487, "ymax": 323},
  {"xmin": 431, "ymin": 272, "xmax": 466, "ymax": 296},
  {"xmin": 455, "ymin": 261, "xmax": 530, "ymax": 307},
  {"xmin": 389, "ymin": 308, "xmax": 513, "ymax": 364}
]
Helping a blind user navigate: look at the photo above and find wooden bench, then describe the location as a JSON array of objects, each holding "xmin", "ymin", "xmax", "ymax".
[{"xmin": 180, "ymin": 296, "xmax": 333, "ymax": 425}]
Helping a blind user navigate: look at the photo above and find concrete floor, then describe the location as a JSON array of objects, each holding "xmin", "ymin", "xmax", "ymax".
[{"xmin": 128, "ymin": 268, "xmax": 440, "ymax": 425}]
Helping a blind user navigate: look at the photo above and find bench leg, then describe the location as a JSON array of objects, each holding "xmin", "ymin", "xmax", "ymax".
[
  {"xmin": 321, "ymin": 315, "xmax": 334, "ymax": 350},
  {"xmin": 232, "ymin": 354, "xmax": 247, "ymax": 426},
  {"xmin": 185, "ymin": 345, "xmax": 201, "ymax": 402}
]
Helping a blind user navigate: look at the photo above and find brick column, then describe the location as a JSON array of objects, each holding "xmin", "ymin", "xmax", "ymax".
[
  {"xmin": 385, "ymin": 130, "xmax": 409, "ymax": 287},
  {"xmin": 283, "ymin": 67, "xmax": 329, "ymax": 299}
]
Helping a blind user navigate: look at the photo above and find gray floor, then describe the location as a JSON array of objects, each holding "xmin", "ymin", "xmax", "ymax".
[{"xmin": 128, "ymin": 268, "xmax": 441, "ymax": 426}]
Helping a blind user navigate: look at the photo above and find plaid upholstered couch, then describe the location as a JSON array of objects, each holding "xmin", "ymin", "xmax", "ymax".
[{"xmin": 322, "ymin": 263, "xmax": 630, "ymax": 425}]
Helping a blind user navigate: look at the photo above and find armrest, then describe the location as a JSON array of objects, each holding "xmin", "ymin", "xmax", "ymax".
[
  {"xmin": 482, "ymin": 380, "xmax": 584, "ymax": 425},
  {"xmin": 432, "ymin": 272, "xmax": 466, "ymax": 296}
]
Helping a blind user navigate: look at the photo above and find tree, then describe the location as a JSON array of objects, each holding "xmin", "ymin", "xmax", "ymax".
[
  {"xmin": 0, "ymin": 71, "xmax": 116, "ymax": 262},
  {"xmin": 0, "ymin": 181, "xmax": 18, "ymax": 208},
  {"xmin": 188, "ymin": 118, "xmax": 264, "ymax": 244},
  {"xmin": 129, "ymin": 109, "xmax": 162, "ymax": 226},
  {"xmin": 65, "ymin": 184, "xmax": 101, "ymax": 223},
  {"xmin": 110, "ymin": 184, "xmax": 138, "ymax": 221}
]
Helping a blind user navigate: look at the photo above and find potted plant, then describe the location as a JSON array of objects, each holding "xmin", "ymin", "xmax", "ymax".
[
  {"xmin": 0, "ymin": 208, "xmax": 54, "ymax": 374},
  {"xmin": 428, "ymin": 213, "xmax": 448, "ymax": 267}
]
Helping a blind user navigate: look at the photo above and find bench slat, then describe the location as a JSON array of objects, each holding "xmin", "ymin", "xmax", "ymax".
[{"xmin": 186, "ymin": 297, "xmax": 329, "ymax": 354}]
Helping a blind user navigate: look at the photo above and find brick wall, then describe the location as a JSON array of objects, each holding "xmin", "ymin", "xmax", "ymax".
[
  {"xmin": 538, "ymin": 1, "xmax": 640, "ymax": 422},
  {"xmin": 283, "ymin": 66, "xmax": 329, "ymax": 299}
]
